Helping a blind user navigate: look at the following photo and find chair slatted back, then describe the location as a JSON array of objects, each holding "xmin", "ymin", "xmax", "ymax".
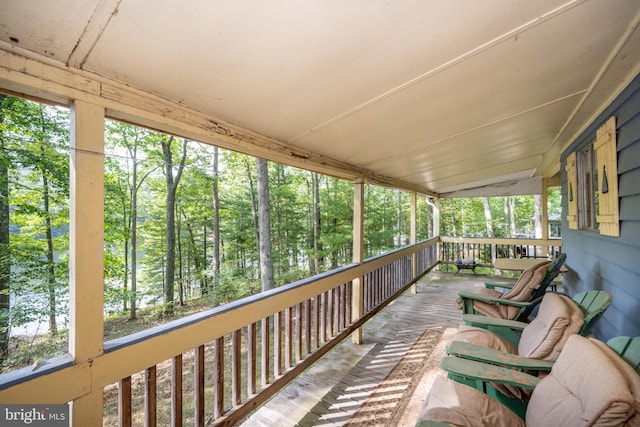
[
  {"xmin": 573, "ymin": 290, "xmax": 614, "ymax": 336},
  {"xmin": 607, "ymin": 336, "xmax": 640, "ymax": 374},
  {"xmin": 516, "ymin": 253, "xmax": 567, "ymax": 321}
]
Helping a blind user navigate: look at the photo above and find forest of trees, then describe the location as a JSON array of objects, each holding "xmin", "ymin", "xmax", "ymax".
[
  {"xmin": 440, "ymin": 191, "xmax": 561, "ymax": 239},
  {"xmin": 0, "ymin": 95, "xmax": 560, "ymax": 373}
]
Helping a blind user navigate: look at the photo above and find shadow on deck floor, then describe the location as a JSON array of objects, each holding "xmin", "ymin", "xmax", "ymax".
[{"xmin": 241, "ymin": 270, "xmax": 510, "ymax": 427}]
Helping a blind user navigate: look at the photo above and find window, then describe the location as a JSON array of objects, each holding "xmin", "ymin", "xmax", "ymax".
[
  {"xmin": 577, "ymin": 142, "xmax": 599, "ymax": 231},
  {"xmin": 565, "ymin": 116, "xmax": 619, "ymax": 236}
]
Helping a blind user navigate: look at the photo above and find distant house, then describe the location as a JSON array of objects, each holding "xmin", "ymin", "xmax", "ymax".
[{"xmin": 549, "ymin": 213, "xmax": 562, "ymax": 239}]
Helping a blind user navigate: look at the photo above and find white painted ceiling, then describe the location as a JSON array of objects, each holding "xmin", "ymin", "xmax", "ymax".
[{"xmin": 1, "ymin": 0, "xmax": 640, "ymax": 195}]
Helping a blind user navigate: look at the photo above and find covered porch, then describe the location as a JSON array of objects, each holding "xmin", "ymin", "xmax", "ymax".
[{"xmin": 1, "ymin": 1, "xmax": 640, "ymax": 426}]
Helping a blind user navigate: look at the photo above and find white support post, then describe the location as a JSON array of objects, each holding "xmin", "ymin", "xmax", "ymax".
[
  {"xmin": 351, "ymin": 180, "xmax": 364, "ymax": 345},
  {"xmin": 410, "ymin": 192, "xmax": 417, "ymax": 294},
  {"xmin": 69, "ymin": 100, "xmax": 105, "ymax": 425},
  {"xmin": 433, "ymin": 197, "xmax": 440, "ymax": 237},
  {"xmin": 541, "ymin": 179, "xmax": 550, "ymax": 257},
  {"xmin": 434, "ymin": 197, "xmax": 441, "ymax": 265}
]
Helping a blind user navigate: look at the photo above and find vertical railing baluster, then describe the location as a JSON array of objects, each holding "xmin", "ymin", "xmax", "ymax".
[
  {"xmin": 370, "ymin": 271, "xmax": 375, "ymax": 310},
  {"xmin": 145, "ymin": 366, "xmax": 157, "ymax": 427},
  {"xmin": 363, "ymin": 274, "xmax": 368, "ymax": 314},
  {"xmin": 380, "ymin": 266, "xmax": 385, "ymax": 304},
  {"xmin": 367, "ymin": 272, "xmax": 373, "ymax": 312},
  {"xmin": 347, "ymin": 281, "xmax": 353, "ymax": 326},
  {"xmin": 284, "ymin": 306, "xmax": 293, "ymax": 369},
  {"xmin": 247, "ymin": 323, "xmax": 257, "ymax": 396},
  {"xmin": 314, "ymin": 295, "xmax": 320, "ymax": 348},
  {"xmin": 305, "ymin": 299, "xmax": 311, "ymax": 357},
  {"xmin": 232, "ymin": 329, "xmax": 242, "ymax": 406},
  {"xmin": 261, "ymin": 316, "xmax": 270, "ymax": 387},
  {"xmin": 383, "ymin": 266, "xmax": 388, "ymax": 303},
  {"xmin": 338, "ymin": 285, "xmax": 343, "ymax": 331},
  {"xmin": 335, "ymin": 287, "xmax": 340, "ymax": 334},
  {"xmin": 194, "ymin": 346, "xmax": 205, "ymax": 427},
  {"xmin": 171, "ymin": 355, "xmax": 183, "ymax": 427},
  {"xmin": 214, "ymin": 336, "xmax": 224, "ymax": 420},
  {"xmin": 274, "ymin": 311, "xmax": 282, "ymax": 377},
  {"xmin": 118, "ymin": 376, "xmax": 132, "ymax": 427},
  {"xmin": 296, "ymin": 302, "xmax": 303, "ymax": 362},
  {"xmin": 327, "ymin": 289, "xmax": 334, "ymax": 338},
  {"xmin": 343, "ymin": 284, "xmax": 348, "ymax": 330},
  {"xmin": 342, "ymin": 283, "xmax": 347, "ymax": 327},
  {"xmin": 369, "ymin": 271, "xmax": 375, "ymax": 311},
  {"xmin": 384, "ymin": 264, "xmax": 389, "ymax": 299},
  {"xmin": 321, "ymin": 292, "xmax": 327, "ymax": 343},
  {"xmin": 335, "ymin": 285, "xmax": 342, "ymax": 332}
]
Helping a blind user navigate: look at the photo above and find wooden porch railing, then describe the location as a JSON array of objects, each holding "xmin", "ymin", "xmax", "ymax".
[
  {"xmin": 0, "ymin": 238, "xmax": 439, "ymax": 426},
  {"xmin": 439, "ymin": 236, "xmax": 563, "ymax": 268}
]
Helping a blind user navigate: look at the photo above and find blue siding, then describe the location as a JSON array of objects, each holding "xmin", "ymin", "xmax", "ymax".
[{"xmin": 561, "ymin": 73, "xmax": 640, "ymax": 341}]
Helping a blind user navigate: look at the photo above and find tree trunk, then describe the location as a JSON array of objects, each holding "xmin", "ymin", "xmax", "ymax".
[
  {"xmin": 534, "ymin": 194, "xmax": 543, "ymax": 257},
  {"xmin": 503, "ymin": 197, "xmax": 510, "ymax": 237},
  {"xmin": 509, "ymin": 196, "xmax": 516, "ymax": 237},
  {"xmin": 41, "ymin": 156, "xmax": 57, "ymax": 334},
  {"xmin": 534, "ymin": 194, "xmax": 542, "ymax": 238},
  {"xmin": 312, "ymin": 172, "xmax": 321, "ymax": 275},
  {"xmin": 211, "ymin": 147, "xmax": 221, "ymax": 306},
  {"xmin": 482, "ymin": 197, "xmax": 494, "ymax": 237},
  {"xmin": 396, "ymin": 190, "xmax": 402, "ymax": 245},
  {"xmin": 257, "ymin": 158, "xmax": 274, "ymax": 292},
  {"xmin": 38, "ymin": 112, "xmax": 57, "ymax": 335},
  {"xmin": 244, "ymin": 157, "xmax": 260, "ymax": 261},
  {"xmin": 449, "ymin": 199, "xmax": 458, "ymax": 236},
  {"xmin": 181, "ymin": 208, "xmax": 203, "ymax": 298},
  {"xmin": 129, "ymin": 146, "xmax": 139, "ymax": 319},
  {"xmin": 0, "ymin": 96, "xmax": 11, "ymax": 360},
  {"xmin": 161, "ymin": 137, "xmax": 187, "ymax": 315},
  {"xmin": 120, "ymin": 181, "xmax": 129, "ymax": 312},
  {"xmin": 426, "ymin": 196, "xmax": 433, "ymax": 238},
  {"xmin": 177, "ymin": 211, "xmax": 184, "ymax": 305}
]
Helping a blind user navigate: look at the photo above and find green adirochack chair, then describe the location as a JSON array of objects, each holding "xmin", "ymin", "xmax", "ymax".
[
  {"xmin": 455, "ymin": 289, "xmax": 614, "ymax": 349},
  {"xmin": 442, "ymin": 290, "xmax": 613, "ymax": 404},
  {"xmin": 457, "ymin": 253, "xmax": 567, "ymax": 322},
  {"xmin": 417, "ymin": 335, "xmax": 640, "ymax": 426}
]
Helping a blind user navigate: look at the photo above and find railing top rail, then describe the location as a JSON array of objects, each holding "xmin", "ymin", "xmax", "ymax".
[{"xmin": 439, "ymin": 236, "xmax": 562, "ymax": 246}]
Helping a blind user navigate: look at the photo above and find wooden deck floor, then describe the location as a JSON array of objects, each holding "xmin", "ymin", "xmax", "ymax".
[{"xmin": 241, "ymin": 270, "xmax": 507, "ymax": 427}]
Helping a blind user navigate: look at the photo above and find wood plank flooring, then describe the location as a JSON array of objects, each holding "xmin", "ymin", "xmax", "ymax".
[{"xmin": 240, "ymin": 270, "xmax": 505, "ymax": 427}]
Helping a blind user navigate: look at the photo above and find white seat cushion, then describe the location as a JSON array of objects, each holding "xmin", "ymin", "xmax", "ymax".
[
  {"xmin": 518, "ymin": 293, "xmax": 584, "ymax": 360},
  {"xmin": 421, "ymin": 375, "xmax": 525, "ymax": 427},
  {"xmin": 526, "ymin": 335, "xmax": 637, "ymax": 427}
]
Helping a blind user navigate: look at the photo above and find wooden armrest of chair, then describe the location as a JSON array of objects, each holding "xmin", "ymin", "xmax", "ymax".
[
  {"xmin": 463, "ymin": 314, "xmax": 528, "ymax": 330},
  {"xmin": 445, "ymin": 341, "xmax": 554, "ymax": 372},
  {"xmin": 484, "ymin": 281, "xmax": 515, "ymax": 291},
  {"xmin": 440, "ymin": 355, "xmax": 540, "ymax": 390},
  {"xmin": 462, "ymin": 314, "xmax": 528, "ymax": 347},
  {"xmin": 416, "ymin": 421, "xmax": 454, "ymax": 427},
  {"xmin": 458, "ymin": 291, "xmax": 540, "ymax": 307}
]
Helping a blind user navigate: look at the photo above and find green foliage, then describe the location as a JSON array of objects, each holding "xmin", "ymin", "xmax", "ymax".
[
  {"xmin": 0, "ymin": 96, "xmax": 70, "ymax": 371},
  {"xmin": 212, "ymin": 267, "xmax": 261, "ymax": 305},
  {"xmin": 440, "ymin": 194, "xmax": 561, "ymax": 237}
]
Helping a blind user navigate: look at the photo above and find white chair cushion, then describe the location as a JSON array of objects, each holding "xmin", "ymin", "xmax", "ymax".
[
  {"xmin": 526, "ymin": 335, "xmax": 637, "ymax": 427},
  {"xmin": 518, "ymin": 293, "xmax": 584, "ymax": 360},
  {"xmin": 421, "ymin": 375, "xmax": 525, "ymax": 427}
]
